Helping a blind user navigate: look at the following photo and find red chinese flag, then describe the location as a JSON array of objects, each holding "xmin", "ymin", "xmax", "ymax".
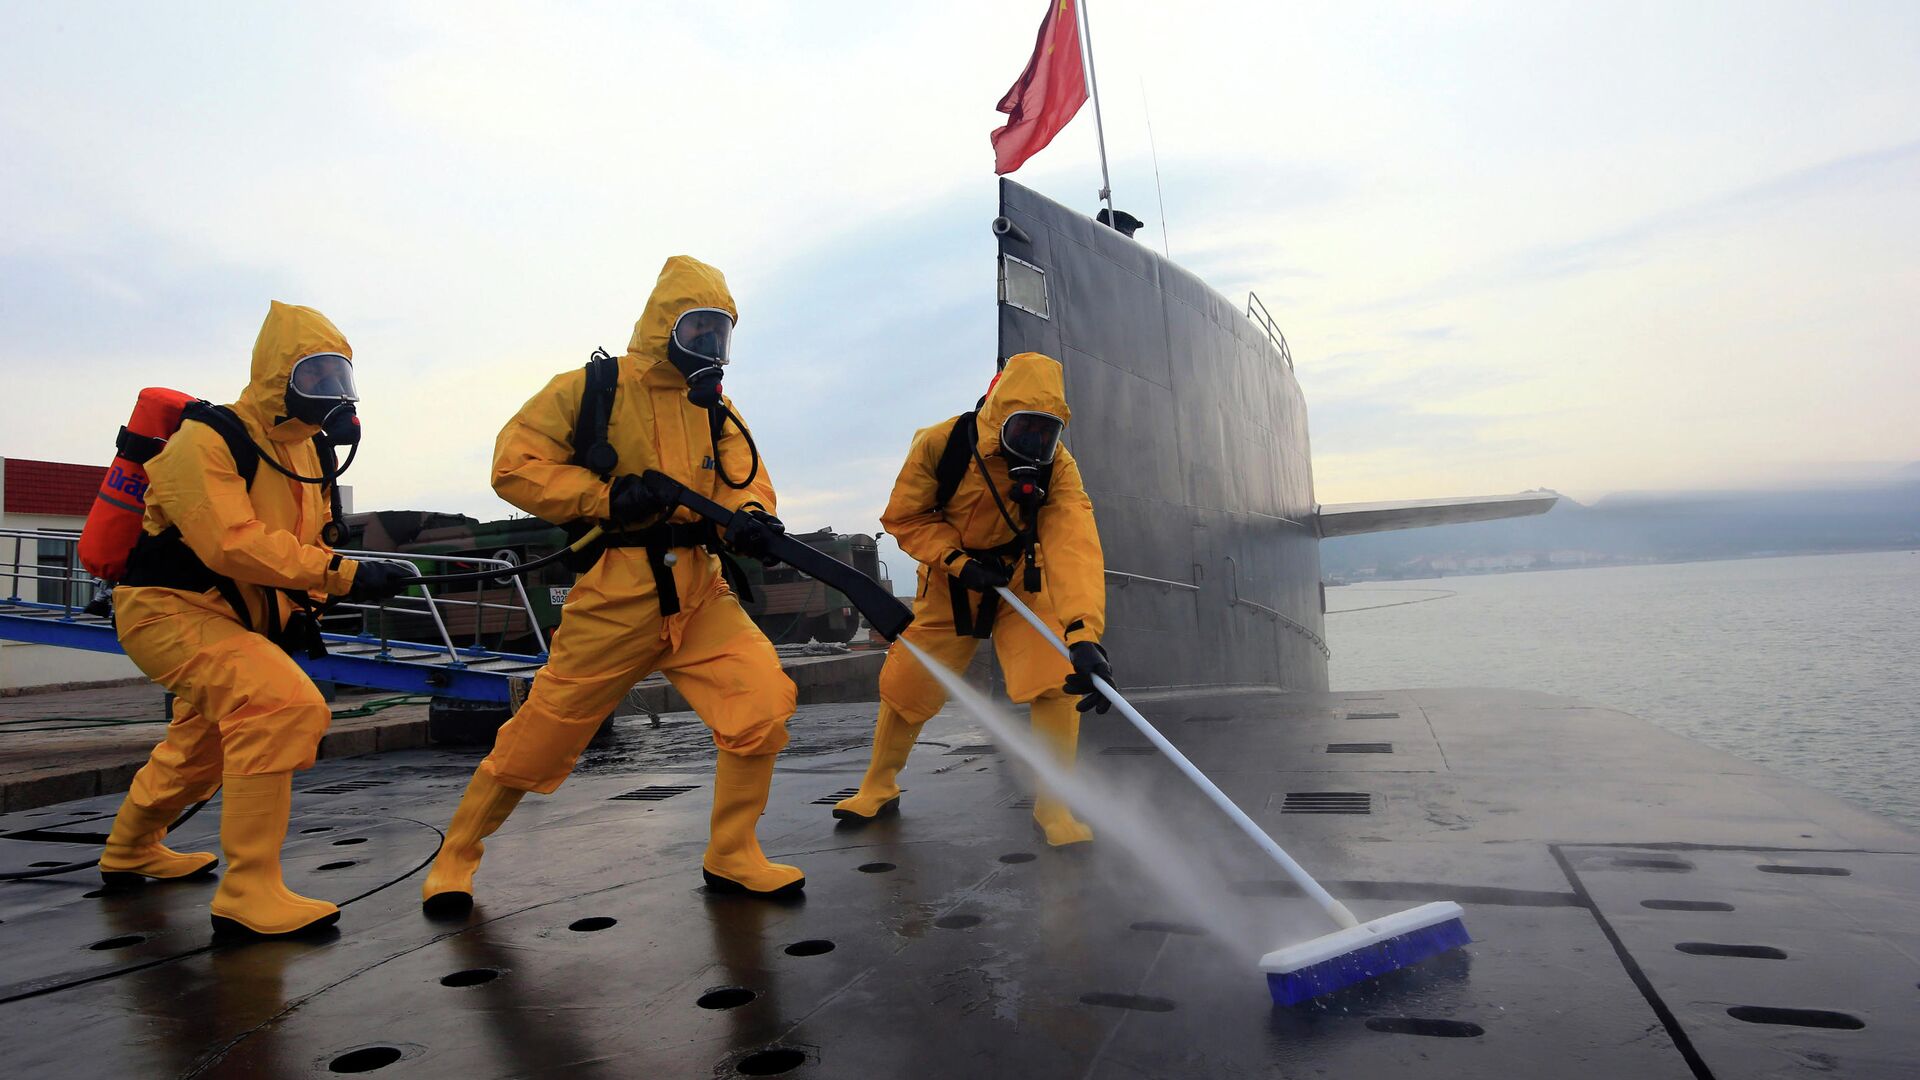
[{"xmin": 991, "ymin": 0, "xmax": 1089, "ymax": 175}]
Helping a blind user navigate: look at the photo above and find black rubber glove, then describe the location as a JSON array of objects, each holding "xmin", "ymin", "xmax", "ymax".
[
  {"xmin": 608, "ymin": 474, "xmax": 667, "ymax": 524},
  {"xmin": 725, "ymin": 507, "xmax": 785, "ymax": 563},
  {"xmin": 955, "ymin": 557, "xmax": 1011, "ymax": 591},
  {"xmin": 347, "ymin": 559, "xmax": 416, "ymax": 603},
  {"xmin": 1062, "ymin": 641, "xmax": 1115, "ymax": 714}
]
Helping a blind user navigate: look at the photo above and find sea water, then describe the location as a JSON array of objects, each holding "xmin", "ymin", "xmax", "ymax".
[{"xmin": 1330, "ymin": 550, "xmax": 1920, "ymax": 828}]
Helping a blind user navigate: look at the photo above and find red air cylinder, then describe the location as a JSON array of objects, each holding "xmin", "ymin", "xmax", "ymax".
[{"xmin": 79, "ymin": 387, "xmax": 197, "ymax": 582}]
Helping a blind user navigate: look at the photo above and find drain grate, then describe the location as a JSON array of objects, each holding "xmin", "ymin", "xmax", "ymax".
[
  {"xmin": 1757, "ymin": 864, "xmax": 1851, "ymax": 876},
  {"xmin": 1080, "ymin": 991, "xmax": 1176, "ymax": 1013},
  {"xmin": 1344, "ymin": 711, "xmax": 1400, "ymax": 720},
  {"xmin": 611, "ymin": 785, "xmax": 698, "ymax": 802},
  {"xmin": 1326, "ymin": 743, "xmax": 1392, "ymax": 754},
  {"xmin": 1614, "ymin": 856, "xmax": 1693, "ymax": 872},
  {"xmin": 1642, "ymin": 899, "xmax": 1735, "ymax": 912},
  {"xmin": 1364, "ymin": 1017, "xmax": 1484, "ymax": 1038},
  {"xmin": 812, "ymin": 787, "xmax": 862, "ymax": 806},
  {"xmin": 1100, "ymin": 746, "xmax": 1155, "ymax": 756},
  {"xmin": 1282, "ymin": 792, "xmax": 1372, "ymax": 814},
  {"xmin": 1676, "ymin": 942, "xmax": 1787, "ymax": 960},
  {"xmin": 1727, "ymin": 1006, "xmax": 1864, "ymax": 1030},
  {"xmin": 945, "ymin": 744, "xmax": 997, "ymax": 756},
  {"xmin": 1005, "ymin": 795, "xmax": 1035, "ymax": 810},
  {"xmin": 307, "ymin": 779, "xmax": 391, "ymax": 795}
]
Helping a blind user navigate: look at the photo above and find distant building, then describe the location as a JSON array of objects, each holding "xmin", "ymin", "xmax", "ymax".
[{"xmin": 0, "ymin": 456, "xmax": 140, "ymax": 692}]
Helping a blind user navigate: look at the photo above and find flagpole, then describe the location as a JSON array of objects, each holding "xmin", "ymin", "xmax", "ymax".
[{"xmin": 1077, "ymin": 0, "xmax": 1115, "ymax": 221}]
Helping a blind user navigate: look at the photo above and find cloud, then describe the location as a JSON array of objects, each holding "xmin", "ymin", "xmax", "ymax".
[{"xmin": 3, "ymin": 0, "xmax": 1918, "ymax": 519}]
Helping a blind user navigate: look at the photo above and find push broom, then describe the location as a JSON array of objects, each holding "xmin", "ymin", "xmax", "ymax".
[{"xmin": 994, "ymin": 586, "xmax": 1471, "ymax": 1005}]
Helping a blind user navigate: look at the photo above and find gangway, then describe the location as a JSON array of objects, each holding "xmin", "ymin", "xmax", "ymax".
[{"xmin": 0, "ymin": 528, "xmax": 548, "ymax": 706}]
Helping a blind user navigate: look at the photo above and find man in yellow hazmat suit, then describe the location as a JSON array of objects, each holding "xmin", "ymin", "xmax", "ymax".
[
  {"xmin": 834, "ymin": 352, "xmax": 1116, "ymax": 846},
  {"xmin": 100, "ymin": 301, "xmax": 414, "ymax": 937},
  {"xmin": 423, "ymin": 255, "xmax": 804, "ymax": 910}
]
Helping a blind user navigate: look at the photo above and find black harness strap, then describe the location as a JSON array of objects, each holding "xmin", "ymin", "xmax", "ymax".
[
  {"xmin": 929, "ymin": 412, "xmax": 1059, "ymax": 637},
  {"xmin": 931, "ymin": 412, "xmax": 978, "ymax": 513},
  {"xmin": 573, "ymin": 350, "xmax": 620, "ymax": 479},
  {"xmin": 597, "ymin": 519, "xmax": 754, "ymax": 616},
  {"xmin": 115, "ymin": 427, "xmax": 168, "ymax": 465},
  {"xmin": 946, "ymin": 539, "xmax": 1024, "ymax": 639},
  {"xmin": 122, "ymin": 405, "xmax": 335, "ymax": 660}
]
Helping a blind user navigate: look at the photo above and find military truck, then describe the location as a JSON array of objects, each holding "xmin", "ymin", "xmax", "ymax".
[{"xmin": 340, "ymin": 511, "xmax": 887, "ymax": 651}]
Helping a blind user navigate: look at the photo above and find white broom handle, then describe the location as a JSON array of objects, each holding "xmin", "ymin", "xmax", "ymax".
[{"xmin": 996, "ymin": 587, "xmax": 1360, "ymax": 929}]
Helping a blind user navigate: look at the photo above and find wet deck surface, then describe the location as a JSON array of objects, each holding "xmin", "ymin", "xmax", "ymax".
[{"xmin": 2, "ymin": 688, "xmax": 1915, "ymax": 1078}]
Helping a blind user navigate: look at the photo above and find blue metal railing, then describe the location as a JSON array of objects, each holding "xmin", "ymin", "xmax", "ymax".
[{"xmin": 0, "ymin": 528, "xmax": 550, "ymax": 705}]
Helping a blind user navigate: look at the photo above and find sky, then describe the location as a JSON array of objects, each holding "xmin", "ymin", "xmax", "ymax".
[{"xmin": 3, "ymin": 1, "xmax": 1916, "ymax": 555}]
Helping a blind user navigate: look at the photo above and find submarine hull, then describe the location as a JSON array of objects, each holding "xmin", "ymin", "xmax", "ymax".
[{"xmin": 996, "ymin": 178, "xmax": 1329, "ymax": 692}]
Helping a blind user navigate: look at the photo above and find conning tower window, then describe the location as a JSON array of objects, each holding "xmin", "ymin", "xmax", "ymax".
[{"xmin": 999, "ymin": 254, "xmax": 1050, "ymax": 319}]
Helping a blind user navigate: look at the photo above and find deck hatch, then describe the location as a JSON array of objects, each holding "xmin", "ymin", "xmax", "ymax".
[
  {"xmin": 1282, "ymin": 792, "xmax": 1372, "ymax": 814},
  {"xmin": 945, "ymin": 744, "xmax": 997, "ymax": 756},
  {"xmin": 610, "ymin": 785, "xmax": 698, "ymax": 802},
  {"xmin": 1326, "ymin": 742, "xmax": 1393, "ymax": 754}
]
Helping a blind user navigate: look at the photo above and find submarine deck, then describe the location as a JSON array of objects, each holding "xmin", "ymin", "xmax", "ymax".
[{"xmin": 2, "ymin": 688, "xmax": 1915, "ymax": 1078}]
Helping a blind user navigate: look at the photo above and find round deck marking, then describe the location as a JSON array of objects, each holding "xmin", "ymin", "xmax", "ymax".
[
  {"xmin": 735, "ymin": 1047, "xmax": 805, "ymax": 1075},
  {"xmin": 329, "ymin": 1046, "xmax": 404, "ymax": 1073},
  {"xmin": 698, "ymin": 986, "xmax": 756, "ymax": 1010}
]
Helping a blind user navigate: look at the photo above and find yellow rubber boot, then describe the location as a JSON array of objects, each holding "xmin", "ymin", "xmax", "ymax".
[
  {"xmin": 832, "ymin": 704, "xmax": 919, "ymax": 822},
  {"xmin": 208, "ymin": 773, "xmax": 339, "ymax": 937},
  {"xmin": 421, "ymin": 768, "xmax": 526, "ymax": 915},
  {"xmin": 99, "ymin": 797, "xmax": 217, "ymax": 888},
  {"xmin": 703, "ymin": 750, "xmax": 805, "ymax": 897},
  {"xmin": 1030, "ymin": 694, "xmax": 1094, "ymax": 847}
]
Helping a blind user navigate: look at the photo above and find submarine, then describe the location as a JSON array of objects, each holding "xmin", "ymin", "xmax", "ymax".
[{"xmin": 0, "ymin": 179, "xmax": 1913, "ymax": 1078}]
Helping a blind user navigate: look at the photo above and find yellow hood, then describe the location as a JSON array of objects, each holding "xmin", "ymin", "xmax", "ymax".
[
  {"xmin": 236, "ymin": 301, "xmax": 353, "ymax": 441},
  {"xmin": 978, "ymin": 351, "xmax": 1070, "ymax": 456},
  {"xmin": 626, "ymin": 256, "xmax": 738, "ymax": 371}
]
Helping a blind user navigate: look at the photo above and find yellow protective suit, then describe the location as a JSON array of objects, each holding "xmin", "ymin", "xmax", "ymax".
[
  {"xmin": 836, "ymin": 352, "xmax": 1106, "ymax": 845},
  {"xmin": 426, "ymin": 255, "xmax": 801, "ymax": 906},
  {"xmin": 480, "ymin": 256, "xmax": 793, "ymax": 787},
  {"xmin": 102, "ymin": 301, "xmax": 362, "ymax": 935},
  {"xmin": 114, "ymin": 302, "xmax": 359, "ymax": 783}
]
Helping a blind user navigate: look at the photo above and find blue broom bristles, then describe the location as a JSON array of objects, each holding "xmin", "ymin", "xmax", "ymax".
[{"xmin": 1266, "ymin": 916, "xmax": 1472, "ymax": 1006}]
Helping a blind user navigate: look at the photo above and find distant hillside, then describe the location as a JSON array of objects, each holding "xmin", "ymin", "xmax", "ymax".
[{"xmin": 1321, "ymin": 481, "xmax": 1920, "ymax": 577}]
